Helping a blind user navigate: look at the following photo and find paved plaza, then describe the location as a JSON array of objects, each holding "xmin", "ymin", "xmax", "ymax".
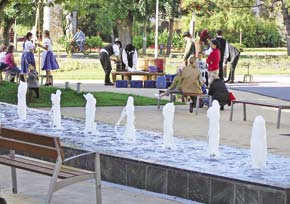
[{"xmin": 1, "ymin": 74, "xmax": 290, "ymax": 203}]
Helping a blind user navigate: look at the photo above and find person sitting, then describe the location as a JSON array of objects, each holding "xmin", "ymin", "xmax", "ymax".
[
  {"xmin": 72, "ymin": 27, "xmax": 85, "ymax": 51},
  {"xmin": 3, "ymin": 45, "xmax": 20, "ymax": 82},
  {"xmin": 180, "ymin": 55, "xmax": 203, "ymax": 113},
  {"xmin": 0, "ymin": 46, "xmax": 8, "ymax": 71},
  {"xmin": 122, "ymin": 44, "xmax": 138, "ymax": 71},
  {"xmin": 208, "ymin": 75, "xmax": 229, "ymax": 110},
  {"xmin": 154, "ymin": 67, "xmax": 183, "ymax": 98}
]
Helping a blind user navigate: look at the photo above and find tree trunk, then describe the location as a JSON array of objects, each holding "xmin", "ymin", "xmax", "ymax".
[
  {"xmin": 142, "ymin": 20, "xmax": 147, "ymax": 55},
  {"xmin": 166, "ymin": 17, "xmax": 174, "ymax": 55},
  {"xmin": 3, "ymin": 18, "xmax": 14, "ymax": 45},
  {"xmin": 0, "ymin": 0, "xmax": 9, "ymax": 13},
  {"xmin": 116, "ymin": 12, "xmax": 133, "ymax": 48},
  {"xmin": 282, "ymin": 2, "xmax": 290, "ymax": 55}
]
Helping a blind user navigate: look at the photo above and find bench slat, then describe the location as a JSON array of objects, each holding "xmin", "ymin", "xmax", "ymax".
[
  {"xmin": 0, "ymin": 127, "xmax": 57, "ymax": 147},
  {"xmin": 0, "ymin": 137, "xmax": 58, "ymax": 160},
  {"xmin": 0, "ymin": 156, "xmax": 90, "ymax": 179}
]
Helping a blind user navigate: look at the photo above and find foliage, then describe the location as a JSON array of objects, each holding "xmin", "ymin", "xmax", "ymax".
[
  {"xmin": 86, "ymin": 36, "xmax": 103, "ymax": 48},
  {"xmin": 0, "ymin": 81, "xmax": 169, "ymax": 107},
  {"xmin": 172, "ymin": 32, "xmax": 184, "ymax": 48},
  {"xmin": 230, "ymin": 43, "xmax": 246, "ymax": 52}
]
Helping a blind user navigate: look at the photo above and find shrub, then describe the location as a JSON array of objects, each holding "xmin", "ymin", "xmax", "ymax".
[{"xmin": 86, "ymin": 36, "xmax": 103, "ymax": 48}]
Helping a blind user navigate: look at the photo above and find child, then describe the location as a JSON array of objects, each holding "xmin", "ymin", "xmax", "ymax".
[
  {"xmin": 27, "ymin": 64, "xmax": 39, "ymax": 100},
  {"xmin": 206, "ymin": 40, "xmax": 220, "ymax": 85},
  {"xmin": 3, "ymin": 45, "xmax": 20, "ymax": 82},
  {"xmin": 37, "ymin": 30, "xmax": 59, "ymax": 86},
  {"xmin": 196, "ymin": 51, "xmax": 208, "ymax": 86},
  {"xmin": 155, "ymin": 67, "xmax": 183, "ymax": 98}
]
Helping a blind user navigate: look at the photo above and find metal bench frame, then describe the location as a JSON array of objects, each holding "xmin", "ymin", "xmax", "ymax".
[{"xmin": 229, "ymin": 100, "xmax": 290, "ymax": 129}]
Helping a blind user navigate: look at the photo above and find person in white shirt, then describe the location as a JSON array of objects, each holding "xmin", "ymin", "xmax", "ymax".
[
  {"xmin": 20, "ymin": 32, "xmax": 35, "ymax": 74},
  {"xmin": 72, "ymin": 27, "xmax": 85, "ymax": 51},
  {"xmin": 0, "ymin": 46, "xmax": 8, "ymax": 71},
  {"xmin": 122, "ymin": 44, "xmax": 138, "ymax": 71},
  {"xmin": 99, "ymin": 40, "xmax": 122, "ymax": 85},
  {"xmin": 36, "ymin": 30, "xmax": 59, "ymax": 86}
]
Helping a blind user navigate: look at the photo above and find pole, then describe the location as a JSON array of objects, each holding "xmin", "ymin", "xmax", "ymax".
[
  {"xmin": 154, "ymin": 0, "xmax": 159, "ymax": 59},
  {"xmin": 34, "ymin": 0, "xmax": 41, "ymax": 73},
  {"xmin": 14, "ymin": 19, "xmax": 17, "ymax": 51}
]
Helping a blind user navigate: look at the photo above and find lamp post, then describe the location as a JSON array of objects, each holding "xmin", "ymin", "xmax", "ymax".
[{"xmin": 154, "ymin": 0, "xmax": 159, "ymax": 59}]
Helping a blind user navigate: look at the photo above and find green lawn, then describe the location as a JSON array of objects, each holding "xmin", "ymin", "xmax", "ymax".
[{"xmin": 0, "ymin": 81, "xmax": 169, "ymax": 107}]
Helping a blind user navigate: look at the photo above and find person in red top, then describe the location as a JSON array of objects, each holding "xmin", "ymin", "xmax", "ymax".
[
  {"xmin": 3, "ymin": 45, "xmax": 20, "ymax": 82},
  {"xmin": 206, "ymin": 39, "xmax": 220, "ymax": 85}
]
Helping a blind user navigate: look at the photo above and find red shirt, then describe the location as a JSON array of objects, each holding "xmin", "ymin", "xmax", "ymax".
[
  {"xmin": 206, "ymin": 48, "xmax": 221, "ymax": 71},
  {"xmin": 3, "ymin": 53, "xmax": 15, "ymax": 68}
]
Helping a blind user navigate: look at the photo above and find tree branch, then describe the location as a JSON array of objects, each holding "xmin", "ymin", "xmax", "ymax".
[{"xmin": 0, "ymin": 0, "xmax": 9, "ymax": 12}]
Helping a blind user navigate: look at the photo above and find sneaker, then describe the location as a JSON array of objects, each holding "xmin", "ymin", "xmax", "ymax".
[{"xmin": 154, "ymin": 93, "xmax": 161, "ymax": 99}]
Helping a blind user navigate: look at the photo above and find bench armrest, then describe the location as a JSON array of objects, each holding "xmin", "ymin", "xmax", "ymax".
[{"xmin": 63, "ymin": 151, "xmax": 98, "ymax": 163}]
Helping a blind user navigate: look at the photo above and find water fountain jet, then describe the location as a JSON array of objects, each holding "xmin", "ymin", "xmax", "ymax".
[
  {"xmin": 84, "ymin": 93, "xmax": 97, "ymax": 134},
  {"xmin": 50, "ymin": 90, "xmax": 62, "ymax": 129},
  {"xmin": 207, "ymin": 100, "xmax": 220, "ymax": 158},
  {"xmin": 17, "ymin": 81, "xmax": 27, "ymax": 121}
]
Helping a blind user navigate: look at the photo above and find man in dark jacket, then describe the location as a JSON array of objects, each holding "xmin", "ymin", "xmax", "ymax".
[
  {"xmin": 224, "ymin": 44, "xmax": 240, "ymax": 83},
  {"xmin": 99, "ymin": 40, "xmax": 122, "ymax": 85},
  {"xmin": 208, "ymin": 77, "xmax": 229, "ymax": 110},
  {"xmin": 215, "ymin": 30, "xmax": 228, "ymax": 81}
]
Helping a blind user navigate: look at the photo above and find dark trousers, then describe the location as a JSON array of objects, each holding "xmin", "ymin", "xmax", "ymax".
[
  {"xmin": 218, "ymin": 60, "xmax": 224, "ymax": 80},
  {"xmin": 28, "ymin": 88, "xmax": 39, "ymax": 98},
  {"xmin": 100, "ymin": 52, "xmax": 112, "ymax": 83},
  {"xmin": 227, "ymin": 55, "xmax": 240, "ymax": 82}
]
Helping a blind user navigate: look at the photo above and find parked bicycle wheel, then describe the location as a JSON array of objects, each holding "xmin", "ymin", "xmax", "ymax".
[{"xmin": 82, "ymin": 44, "xmax": 91, "ymax": 55}]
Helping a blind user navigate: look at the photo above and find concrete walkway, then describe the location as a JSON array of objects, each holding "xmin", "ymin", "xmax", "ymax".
[{"xmin": 1, "ymin": 75, "xmax": 290, "ymax": 203}]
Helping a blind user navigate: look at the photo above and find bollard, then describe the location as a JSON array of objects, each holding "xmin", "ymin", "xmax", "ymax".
[
  {"xmin": 76, "ymin": 82, "xmax": 82, "ymax": 93},
  {"xmin": 65, "ymin": 82, "xmax": 70, "ymax": 89}
]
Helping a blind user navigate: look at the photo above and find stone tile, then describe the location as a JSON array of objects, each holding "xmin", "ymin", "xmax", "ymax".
[
  {"xmin": 188, "ymin": 173, "xmax": 210, "ymax": 204},
  {"xmin": 235, "ymin": 184, "xmax": 259, "ymax": 204},
  {"xmin": 101, "ymin": 156, "xmax": 127, "ymax": 185},
  {"xmin": 145, "ymin": 165, "xmax": 167, "ymax": 194},
  {"xmin": 211, "ymin": 178, "xmax": 234, "ymax": 204},
  {"xmin": 126, "ymin": 160, "xmax": 146, "ymax": 189},
  {"xmin": 261, "ymin": 190, "xmax": 286, "ymax": 204},
  {"xmin": 167, "ymin": 169, "xmax": 188, "ymax": 199}
]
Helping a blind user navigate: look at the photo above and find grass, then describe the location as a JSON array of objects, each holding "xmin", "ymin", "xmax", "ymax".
[{"xmin": 0, "ymin": 81, "xmax": 169, "ymax": 107}]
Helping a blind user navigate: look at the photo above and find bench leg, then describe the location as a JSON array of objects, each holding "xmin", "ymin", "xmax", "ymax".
[
  {"xmin": 95, "ymin": 153, "xmax": 102, "ymax": 204},
  {"xmin": 230, "ymin": 103, "xmax": 234, "ymax": 121},
  {"xmin": 243, "ymin": 103, "xmax": 247, "ymax": 121},
  {"xmin": 277, "ymin": 107, "xmax": 282, "ymax": 129},
  {"xmin": 11, "ymin": 167, "xmax": 17, "ymax": 194},
  {"xmin": 45, "ymin": 157, "xmax": 62, "ymax": 204},
  {"xmin": 195, "ymin": 96, "xmax": 200, "ymax": 115}
]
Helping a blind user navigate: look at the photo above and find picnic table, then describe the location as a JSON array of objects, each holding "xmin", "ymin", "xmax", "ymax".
[{"xmin": 111, "ymin": 71, "xmax": 165, "ymax": 83}]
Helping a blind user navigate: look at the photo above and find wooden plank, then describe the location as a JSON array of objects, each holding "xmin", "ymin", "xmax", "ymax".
[
  {"xmin": 0, "ymin": 155, "xmax": 90, "ymax": 176},
  {"xmin": 0, "ymin": 137, "xmax": 58, "ymax": 160},
  {"xmin": 0, "ymin": 157, "xmax": 74, "ymax": 179},
  {"xmin": 0, "ymin": 127, "xmax": 57, "ymax": 147}
]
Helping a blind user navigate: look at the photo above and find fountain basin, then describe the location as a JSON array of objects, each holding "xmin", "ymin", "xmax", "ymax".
[{"xmin": 1, "ymin": 102, "xmax": 290, "ymax": 204}]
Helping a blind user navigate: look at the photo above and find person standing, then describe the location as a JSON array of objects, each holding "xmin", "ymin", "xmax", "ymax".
[
  {"xmin": 215, "ymin": 30, "xmax": 228, "ymax": 80},
  {"xmin": 182, "ymin": 32, "xmax": 196, "ymax": 66},
  {"xmin": 225, "ymin": 44, "xmax": 240, "ymax": 83},
  {"xmin": 37, "ymin": 30, "xmax": 59, "ymax": 86},
  {"xmin": 99, "ymin": 40, "xmax": 122, "ymax": 85},
  {"xmin": 72, "ymin": 27, "xmax": 85, "ymax": 51},
  {"xmin": 122, "ymin": 44, "xmax": 138, "ymax": 71},
  {"xmin": 206, "ymin": 40, "xmax": 221, "ymax": 85},
  {"xmin": 21, "ymin": 32, "xmax": 35, "ymax": 75}
]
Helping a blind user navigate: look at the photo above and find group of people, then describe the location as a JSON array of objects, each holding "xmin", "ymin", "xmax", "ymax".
[{"xmin": 0, "ymin": 30, "xmax": 59, "ymax": 99}]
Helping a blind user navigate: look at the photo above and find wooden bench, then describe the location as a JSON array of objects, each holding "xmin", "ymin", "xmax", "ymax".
[
  {"xmin": 229, "ymin": 100, "xmax": 290, "ymax": 129},
  {"xmin": 157, "ymin": 90, "xmax": 212, "ymax": 115},
  {"xmin": 111, "ymin": 71, "xmax": 165, "ymax": 83},
  {"xmin": 0, "ymin": 127, "xmax": 102, "ymax": 204}
]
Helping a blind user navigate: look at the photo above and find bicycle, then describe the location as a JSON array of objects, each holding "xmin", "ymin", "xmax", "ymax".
[{"xmin": 65, "ymin": 40, "xmax": 91, "ymax": 55}]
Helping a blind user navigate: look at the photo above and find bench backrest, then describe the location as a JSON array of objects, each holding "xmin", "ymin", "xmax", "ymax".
[{"xmin": 0, "ymin": 127, "xmax": 64, "ymax": 161}]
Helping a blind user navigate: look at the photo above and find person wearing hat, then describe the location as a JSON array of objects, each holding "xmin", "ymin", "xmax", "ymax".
[
  {"xmin": 182, "ymin": 32, "xmax": 196, "ymax": 66},
  {"xmin": 206, "ymin": 40, "xmax": 221, "ymax": 85},
  {"xmin": 99, "ymin": 40, "xmax": 122, "ymax": 85}
]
